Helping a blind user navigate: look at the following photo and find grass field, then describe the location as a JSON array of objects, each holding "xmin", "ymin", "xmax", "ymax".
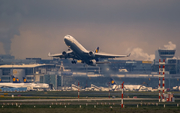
[
  {"xmin": 0, "ymin": 105, "xmax": 180, "ymax": 113},
  {"xmin": 0, "ymin": 91, "xmax": 180, "ymax": 112}
]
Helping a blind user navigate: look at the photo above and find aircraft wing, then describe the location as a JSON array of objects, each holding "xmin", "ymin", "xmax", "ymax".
[
  {"xmin": 48, "ymin": 51, "xmax": 80, "ymax": 59},
  {"xmin": 95, "ymin": 52, "xmax": 130, "ymax": 59}
]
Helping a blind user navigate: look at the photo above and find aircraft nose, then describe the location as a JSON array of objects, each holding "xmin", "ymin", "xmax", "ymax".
[
  {"xmin": 64, "ymin": 35, "xmax": 71, "ymax": 39},
  {"xmin": 64, "ymin": 35, "xmax": 72, "ymax": 44},
  {"xmin": 64, "ymin": 35, "xmax": 70, "ymax": 42}
]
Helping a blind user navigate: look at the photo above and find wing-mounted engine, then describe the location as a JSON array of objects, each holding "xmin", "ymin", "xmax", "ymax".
[
  {"xmin": 62, "ymin": 51, "xmax": 66, "ymax": 55},
  {"xmin": 62, "ymin": 51, "xmax": 69, "ymax": 58},
  {"xmin": 88, "ymin": 59, "xmax": 96, "ymax": 66},
  {"xmin": 88, "ymin": 51, "xmax": 95, "ymax": 58}
]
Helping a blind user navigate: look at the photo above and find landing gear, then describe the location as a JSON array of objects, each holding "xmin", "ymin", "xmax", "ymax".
[{"xmin": 71, "ymin": 60, "xmax": 76, "ymax": 64}]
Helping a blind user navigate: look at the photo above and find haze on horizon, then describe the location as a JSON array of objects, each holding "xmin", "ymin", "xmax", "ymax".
[{"xmin": 0, "ymin": 1, "xmax": 180, "ymax": 61}]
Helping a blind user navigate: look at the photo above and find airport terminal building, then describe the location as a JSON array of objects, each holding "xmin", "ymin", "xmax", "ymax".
[{"xmin": 0, "ymin": 64, "xmax": 55, "ymax": 83}]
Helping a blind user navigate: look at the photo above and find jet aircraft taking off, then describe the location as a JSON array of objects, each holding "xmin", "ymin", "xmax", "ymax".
[{"xmin": 48, "ymin": 35, "xmax": 130, "ymax": 66}]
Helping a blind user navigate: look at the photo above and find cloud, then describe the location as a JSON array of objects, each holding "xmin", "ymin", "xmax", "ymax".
[
  {"xmin": 127, "ymin": 47, "xmax": 155, "ymax": 61},
  {"xmin": 163, "ymin": 41, "xmax": 176, "ymax": 50},
  {"xmin": 127, "ymin": 41, "xmax": 177, "ymax": 61}
]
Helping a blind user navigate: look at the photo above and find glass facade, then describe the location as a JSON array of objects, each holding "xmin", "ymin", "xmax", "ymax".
[
  {"xmin": 2, "ymin": 69, "xmax": 10, "ymax": 75},
  {"xmin": 158, "ymin": 50, "xmax": 176, "ymax": 59},
  {"xmin": 159, "ymin": 51, "xmax": 175, "ymax": 55},
  {"xmin": 44, "ymin": 75, "xmax": 57, "ymax": 89}
]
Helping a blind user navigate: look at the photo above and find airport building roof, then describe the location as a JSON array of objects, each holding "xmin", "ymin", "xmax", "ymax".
[{"xmin": 0, "ymin": 64, "xmax": 47, "ymax": 68}]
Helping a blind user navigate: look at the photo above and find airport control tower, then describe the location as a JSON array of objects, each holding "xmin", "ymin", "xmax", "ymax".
[
  {"xmin": 155, "ymin": 49, "xmax": 176, "ymax": 64},
  {"xmin": 153, "ymin": 48, "xmax": 178, "ymax": 75},
  {"xmin": 158, "ymin": 49, "xmax": 176, "ymax": 59}
]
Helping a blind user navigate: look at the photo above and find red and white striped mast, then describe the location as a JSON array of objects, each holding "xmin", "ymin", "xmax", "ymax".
[
  {"xmin": 159, "ymin": 59, "xmax": 166, "ymax": 102},
  {"xmin": 159, "ymin": 59, "xmax": 161, "ymax": 102},
  {"xmin": 121, "ymin": 81, "xmax": 124, "ymax": 108},
  {"xmin": 78, "ymin": 82, "xmax": 80, "ymax": 99},
  {"xmin": 108, "ymin": 82, "xmax": 110, "ymax": 98},
  {"xmin": 162, "ymin": 59, "xmax": 165, "ymax": 102}
]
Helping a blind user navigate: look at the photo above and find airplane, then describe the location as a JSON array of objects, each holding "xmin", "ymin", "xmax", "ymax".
[
  {"xmin": 0, "ymin": 76, "xmax": 49, "ymax": 90},
  {"xmin": 109, "ymin": 78, "xmax": 149, "ymax": 91},
  {"xmin": 20, "ymin": 77, "xmax": 49, "ymax": 89},
  {"xmin": 48, "ymin": 35, "xmax": 130, "ymax": 66}
]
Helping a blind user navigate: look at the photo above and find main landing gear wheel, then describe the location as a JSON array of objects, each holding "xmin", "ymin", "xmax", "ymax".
[{"xmin": 71, "ymin": 60, "xmax": 76, "ymax": 64}]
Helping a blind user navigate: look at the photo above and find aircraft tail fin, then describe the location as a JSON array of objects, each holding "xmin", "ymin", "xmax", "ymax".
[
  {"xmin": 94, "ymin": 47, "xmax": 99, "ymax": 53},
  {"xmin": 11, "ymin": 75, "xmax": 20, "ymax": 83},
  {"xmin": 110, "ymin": 78, "xmax": 116, "ymax": 85},
  {"xmin": 12, "ymin": 75, "xmax": 16, "ymax": 83},
  {"xmin": 23, "ymin": 77, "xmax": 28, "ymax": 83},
  {"xmin": 110, "ymin": 78, "xmax": 117, "ymax": 91},
  {"xmin": 94, "ymin": 47, "xmax": 99, "ymax": 62},
  {"xmin": 16, "ymin": 78, "xmax": 20, "ymax": 83}
]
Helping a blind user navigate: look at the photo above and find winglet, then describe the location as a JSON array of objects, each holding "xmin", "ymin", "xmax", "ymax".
[
  {"xmin": 48, "ymin": 52, "xmax": 51, "ymax": 57},
  {"xmin": 127, "ymin": 53, "xmax": 131, "ymax": 57}
]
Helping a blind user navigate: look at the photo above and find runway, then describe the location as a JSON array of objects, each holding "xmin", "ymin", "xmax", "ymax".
[{"xmin": 0, "ymin": 98, "xmax": 157, "ymax": 102}]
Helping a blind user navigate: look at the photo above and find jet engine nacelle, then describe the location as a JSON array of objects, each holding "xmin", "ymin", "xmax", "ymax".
[
  {"xmin": 88, "ymin": 51, "xmax": 95, "ymax": 58},
  {"xmin": 89, "ymin": 59, "xmax": 96, "ymax": 66},
  {"xmin": 62, "ymin": 51, "xmax": 67, "ymax": 55},
  {"xmin": 62, "ymin": 51, "xmax": 69, "ymax": 58}
]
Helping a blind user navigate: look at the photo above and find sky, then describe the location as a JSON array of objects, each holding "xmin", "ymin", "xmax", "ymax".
[{"xmin": 0, "ymin": 0, "xmax": 180, "ymax": 60}]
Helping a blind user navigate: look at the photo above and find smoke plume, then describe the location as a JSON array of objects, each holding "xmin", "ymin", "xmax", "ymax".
[{"xmin": 0, "ymin": 1, "xmax": 23, "ymax": 54}]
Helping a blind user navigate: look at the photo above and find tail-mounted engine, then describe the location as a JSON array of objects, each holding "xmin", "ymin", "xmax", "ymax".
[{"xmin": 88, "ymin": 51, "xmax": 95, "ymax": 58}]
